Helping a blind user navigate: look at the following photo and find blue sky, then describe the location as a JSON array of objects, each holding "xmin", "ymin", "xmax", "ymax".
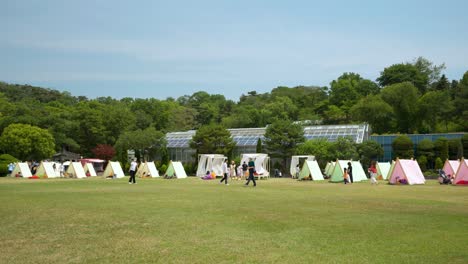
[{"xmin": 1, "ymin": 0, "xmax": 467, "ymax": 101}]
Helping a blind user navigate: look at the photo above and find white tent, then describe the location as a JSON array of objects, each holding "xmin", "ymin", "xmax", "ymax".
[
  {"xmin": 377, "ymin": 162, "xmax": 392, "ymax": 180},
  {"xmin": 329, "ymin": 160, "xmax": 367, "ymax": 182},
  {"xmin": 164, "ymin": 161, "xmax": 187, "ymax": 179},
  {"xmin": 196, "ymin": 154, "xmax": 226, "ymax": 177},
  {"xmin": 241, "ymin": 153, "xmax": 270, "ymax": 178},
  {"xmin": 11, "ymin": 162, "xmax": 32, "ymax": 178},
  {"xmin": 36, "ymin": 161, "xmax": 60, "ymax": 178},
  {"xmin": 443, "ymin": 159, "xmax": 460, "ymax": 177},
  {"xmin": 290, "ymin": 155, "xmax": 315, "ymax": 178},
  {"xmin": 136, "ymin": 161, "xmax": 159, "ymax": 178},
  {"xmin": 66, "ymin": 162, "xmax": 87, "ymax": 178},
  {"xmin": 388, "ymin": 158, "xmax": 425, "ymax": 185},
  {"xmin": 103, "ymin": 161, "xmax": 125, "ymax": 178},
  {"xmin": 298, "ymin": 160, "xmax": 324, "ymax": 181},
  {"xmin": 83, "ymin": 163, "xmax": 97, "ymax": 177}
]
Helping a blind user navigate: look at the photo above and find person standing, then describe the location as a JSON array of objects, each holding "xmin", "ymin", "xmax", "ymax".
[
  {"xmin": 220, "ymin": 159, "xmax": 229, "ymax": 185},
  {"xmin": 343, "ymin": 168, "xmax": 349, "ymax": 184},
  {"xmin": 230, "ymin": 160, "xmax": 237, "ymax": 180},
  {"xmin": 242, "ymin": 161, "xmax": 248, "ymax": 179},
  {"xmin": 245, "ymin": 158, "xmax": 256, "ymax": 187},
  {"xmin": 129, "ymin": 159, "xmax": 138, "ymax": 184},
  {"xmin": 368, "ymin": 161, "xmax": 378, "ymax": 185},
  {"xmin": 347, "ymin": 162, "xmax": 353, "ymax": 184},
  {"xmin": 7, "ymin": 162, "xmax": 14, "ymax": 176}
]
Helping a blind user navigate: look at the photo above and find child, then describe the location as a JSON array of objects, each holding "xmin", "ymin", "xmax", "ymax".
[
  {"xmin": 368, "ymin": 161, "xmax": 378, "ymax": 185},
  {"xmin": 343, "ymin": 168, "xmax": 349, "ymax": 184}
]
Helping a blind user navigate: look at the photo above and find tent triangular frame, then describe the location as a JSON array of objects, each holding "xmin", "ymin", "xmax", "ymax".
[
  {"xmin": 298, "ymin": 160, "xmax": 324, "ymax": 181},
  {"xmin": 137, "ymin": 161, "xmax": 160, "ymax": 178},
  {"xmin": 103, "ymin": 161, "xmax": 125, "ymax": 178},
  {"xmin": 83, "ymin": 163, "xmax": 97, "ymax": 177},
  {"xmin": 164, "ymin": 161, "xmax": 187, "ymax": 179},
  {"xmin": 454, "ymin": 158, "xmax": 468, "ymax": 185},
  {"xmin": 11, "ymin": 162, "xmax": 32, "ymax": 178},
  {"xmin": 36, "ymin": 161, "xmax": 60, "ymax": 178}
]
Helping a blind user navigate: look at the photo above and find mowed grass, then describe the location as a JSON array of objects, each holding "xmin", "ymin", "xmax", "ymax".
[{"xmin": 0, "ymin": 177, "xmax": 467, "ymax": 264}]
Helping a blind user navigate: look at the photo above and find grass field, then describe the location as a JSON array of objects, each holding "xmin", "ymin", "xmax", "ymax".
[{"xmin": 0, "ymin": 177, "xmax": 467, "ymax": 264}]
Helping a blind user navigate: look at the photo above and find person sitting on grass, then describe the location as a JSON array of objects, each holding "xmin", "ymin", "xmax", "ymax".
[
  {"xmin": 395, "ymin": 176, "xmax": 408, "ymax": 185},
  {"xmin": 202, "ymin": 171, "xmax": 213, "ymax": 180}
]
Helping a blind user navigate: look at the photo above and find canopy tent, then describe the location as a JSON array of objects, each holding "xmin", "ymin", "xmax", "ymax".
[
  {"xmin": 290, "ymin": 155, "xmax": 315, "ymax": 178},
  {"xmin": 454, "ymin": 158, "xmax": 468, "ymax": 185},
  {"xmin": 136, "ymin": 161, "xmax": 159, "ymax": 178},
  {"xmin": 377, "ymin": 162, "xmax": 392, "ymax": 180},
  {"xmin": 443, "ymin": 159, "xmax": 460, "ymax": 178},
  {"xmin": 83, "ymin": 163, "xmax": 97, "ymax": 177},
  {"xmin": 329, "ymin": 160, "xmax": 367, "ymax": 183},
  {"xmin": 36, "ymin": 161, "xmax": 60, "ymax": 178},
  {"xmin": 196, "ymin": 154, "xmax": 226, "ymax": 177},
  {"xmin": 241, "ymin": 153, "xmax": 270, "ymax": 178},
  {"xmin": 66, "ymin": 162, "xmax": 87, "ymax": 178},
  {"xmin": 103, "ymin": 161, "xmax": 125, "ymax": 178},
  {"xmin": 325, "ymin": 161, "xmax": 336, "ymax": 177},
  {"xmin": 11, "ymin": 162, "xmax": 32, "ymax": 178},
  {"xmin": 298, "ymin": 160, "xmax": 324, "ymax": 181},
  {"xmin": 388, "ymin": 158, "xmax": 425, "ymax": 185},
  {"xmin": 164, "ymin": 161, "xmax": 187, "ymax": 179}
]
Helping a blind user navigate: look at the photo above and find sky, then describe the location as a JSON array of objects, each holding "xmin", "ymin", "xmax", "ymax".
[{"xmin": 1, "ymin": 0, "xmax": 467, "ymax": 101}]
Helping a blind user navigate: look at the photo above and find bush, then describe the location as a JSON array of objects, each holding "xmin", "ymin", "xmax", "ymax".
[
  {"xmin": 423, "ymin": 169, "xmax": 439, "ymax": 179},
  {"xmin": 417, "ymin": 155, "xmax": 428, "ymax": 172},
  {"xmin": 0, "ymin": 154, "xmax": 19, "ymax": 177},
  {"xmin": 434, "ymin": 157, "xmax": 443, "ymax": 170},
  {"xmin": 160, "ymin": 164, "xmax": 167, "ymax": 174}
]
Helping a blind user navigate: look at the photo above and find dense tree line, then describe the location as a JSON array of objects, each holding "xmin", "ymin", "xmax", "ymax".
[{"xmin": 0, "ymin": 57, "xmax": 466, "ymax": 167}]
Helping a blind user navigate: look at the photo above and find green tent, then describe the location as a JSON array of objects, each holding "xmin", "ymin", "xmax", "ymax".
[{"xmin": 298, "ymin": 160, "xmax": 324, "ymax": 181}]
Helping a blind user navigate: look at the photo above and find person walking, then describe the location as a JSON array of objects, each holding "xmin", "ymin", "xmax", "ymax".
[
  {"xmin": 129, "ymin": 159, "xmax": 138, "ymax": 184},
  {"xmin": 245, "ymin": 158, "xmax": 256, "ymax": 187},
  {"xmin": 368, "ymin": 161, "xmax": 378, "ymax": 185},
  {"xmin": 347, "ymin": 162, "xmax": 353, "ymax": 184},
  {"xmin": 242, "ymin": 161, "xmax": 248, "ymax": 180},
  {"xmin": 343, "ymin": 168, "xmax": 349, "ymax": 184},
  {"xmin": 220, "ymin": 159, "xmax": 229, "ymax": 185}
]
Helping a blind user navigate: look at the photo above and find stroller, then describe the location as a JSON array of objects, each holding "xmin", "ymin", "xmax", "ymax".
[{"xmin": 438, "ymin": 169, "xmax": 451, "ymax": 185}]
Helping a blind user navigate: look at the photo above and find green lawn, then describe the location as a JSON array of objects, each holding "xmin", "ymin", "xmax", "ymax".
[{"xmin": 0, "ymin": 177, "xmax": 467, "ymax": 264}]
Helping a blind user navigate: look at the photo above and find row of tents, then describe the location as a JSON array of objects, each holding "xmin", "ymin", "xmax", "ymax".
[{"xmin": 11, "ymin": 161, "xmax": 188, "ymax": 179}]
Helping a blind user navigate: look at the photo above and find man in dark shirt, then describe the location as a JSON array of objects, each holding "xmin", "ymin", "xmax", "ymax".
[{"xmin": 245, "ymin": 158, "xmax": 256, "ymax": 187}]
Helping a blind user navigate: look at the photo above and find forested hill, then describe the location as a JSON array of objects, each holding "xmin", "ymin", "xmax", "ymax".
[{"xmin": 0, "ymin": 57, "xmax": 467, "ymax": 157}]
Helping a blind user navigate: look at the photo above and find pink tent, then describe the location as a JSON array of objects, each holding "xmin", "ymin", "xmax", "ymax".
[
  {"xmin": 388, "ymin": 159, "xmax": 425, "ymax": 185},
  {"xmin": 442, "ymin": 159, "xmax": 460, "ymax": 178},
  {"xmin": 454, "ymin": 159, "xmax": 468, "ymax": 185}
]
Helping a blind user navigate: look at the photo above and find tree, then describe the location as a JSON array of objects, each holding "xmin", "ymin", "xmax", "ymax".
[
  {"xmin": 256, "ymin": 138, "xmax": 263, "ymax": 153},
  {"xmin": 462, "ymin": 134, "xmax": 468, "ymax": 158},
  {"xmin": 377, "ymin": 63, "xmax": 428, "ymax": 94},
  {"xmin": 392, "ymin": 135, "xmax": 414, "ymax": 159},
  {"xmin": 297, "ymin": 138, "xmax": 335, "ymax": 168},
  {"xmin": 264, "ymin": 119, "xmax": 305, "ymax": 170},
  {"xmin": 381, "ymin": 82, "xmax": 420, "ymax": 133},
  {"xmin": 91, "ymin": 144, "xmax": 116, "ymax": 161},
  {"xmin": 189, "ymin": 124, "xmax": 235, "ymax": 158},
  {"xmin": 448, "ymin": 138, "xmax": 463, "ymax": 160},
  {"xmin": 114, "ymin": 127, "xmax": 166, "ymax": 163},
  {"xmin": 332, "ymin": 137, "xmax": 359, "ymax": 160},
  {"xmin": 350, "ymin": 95, "xmax": 394, "ymax": 134},
  {"xmin": 434, "ymin": 137, "xmax": 449, "ymax": 162},
  {"xmin": 357, "ymin": 140, "xmax": 384, "ymax": 168},
  {"xmin": 0, "ymin": 123, "xmax": 55, "ymax": 161},
  {"xmin": 417, "ymin": 139, "xmax": 434, "ymax": 169},
  {"xmin": 418, "ymin": 155, "xmax": 428, "ymax": 172},
  {"xmin": 417, "ymin": 91, "xmax": 454, "ymax": 132},
  {"xmin": 413, "ymin": 57, "xmax": 446, "ymax": 86}
]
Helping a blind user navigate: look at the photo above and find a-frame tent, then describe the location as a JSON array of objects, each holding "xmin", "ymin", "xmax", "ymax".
[
  {"xmin": 66, "ymin": 162, "xmax": 87, "ymax": 178},
  {"xmin": 377, "ymin": 162, "xmax": 392, "ymax": 180},
  {"xmin": 11, "ymin": 162, "xmax": 32, "ymax": 177},
  {"xmin": 36, "ymin": 161, "xmax": 60, "ymax": 178},
  {"xmin": 103, "ymin": 161, "xmax": 125, "ymax": 178},
  {"xmin": 298, "ymin": 160, "xmax": 324, "ymax": 181},
  {"xmin": 329, "ymin": 160, "xmax": 367, "ymax": 182},
  {"xmin": 196, "ymin": 154, "xmax": 226, "ymax": 177},
  {"xmin": 325, "ymin": 161, "xmax": 336, "ymax": 177},
  {"xmin": 454, "ymin": 158, "xmax": 468, "ymax": 185},
  {"xmin": 83, "ymin": 163, "xmax": 97, "ymax": 177},
  {"xmin": 164, "ymin": 161, "xmax": 187, "ymax": 179},
  {"xmin": 290, "ymin": 155, "xmax": 315, "ymax": 178},
  {"xmin": 443, "ymin": 159, "xmax": 460, "ymax": 178},
  {"xmin": 136, "ymin": 161, "xmax": 159, "ymax": 178},
  {"xmin": 388, "ymin": 158, "xmax": 425, "ymax": 185}
]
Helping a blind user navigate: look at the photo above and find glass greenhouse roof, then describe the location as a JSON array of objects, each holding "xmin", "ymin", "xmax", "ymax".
[{"xmin": 166, "ymin": 124, "xmax": 369, "ymax": 148}]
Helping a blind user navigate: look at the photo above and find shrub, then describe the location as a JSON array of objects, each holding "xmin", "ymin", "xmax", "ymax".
[
  {"xmin": 417, "ymin": 155, "xmax": 428, "ymax": 172},
  {"xmin": 0, "ymin": 154, "xmax": 19, "ymax": 177},
  {"xmin": 434, "ymin": 157, "xmax": 443, "ymax": 170}
]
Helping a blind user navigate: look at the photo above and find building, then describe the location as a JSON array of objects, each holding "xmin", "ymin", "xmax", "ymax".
[
  {"xmin": 166, "ymin": 124, "xmax": 370, "ymax": 163},
  {"xmin": 370, "ymin": 133, "xmax": 466, "ymax": 161}
]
